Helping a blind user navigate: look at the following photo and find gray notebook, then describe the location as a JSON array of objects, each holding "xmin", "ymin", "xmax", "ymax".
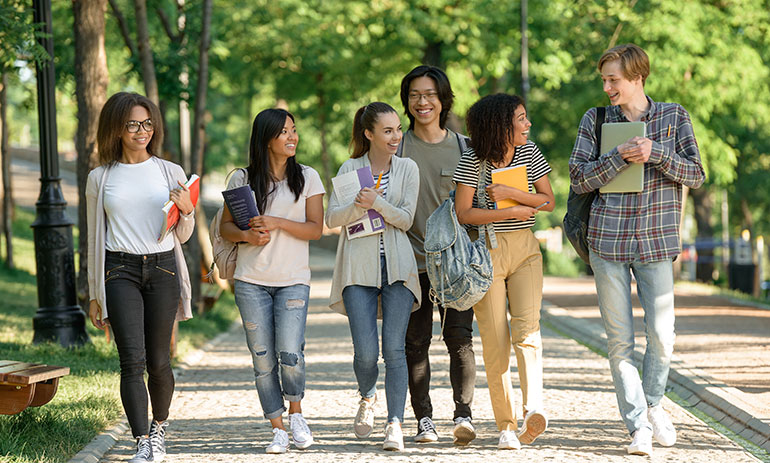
[{"xmin": 599, "ymin": 121, "xmax": 646, "ymax": 193}]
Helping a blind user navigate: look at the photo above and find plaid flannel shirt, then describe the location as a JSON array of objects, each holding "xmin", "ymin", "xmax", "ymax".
[{"xmin": 568, "ymin": 97, "xmax": 705, "ymax": 263}]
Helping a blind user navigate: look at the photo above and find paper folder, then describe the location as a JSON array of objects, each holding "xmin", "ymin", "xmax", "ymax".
[{"xmin": 599, "ymin": 121, "xmax": 646, "ymax": 193}]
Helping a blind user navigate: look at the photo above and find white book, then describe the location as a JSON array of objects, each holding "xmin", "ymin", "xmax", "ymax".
[{"xmin": 331, "ymin": 165, "xmax": 385, "ymax": 239}]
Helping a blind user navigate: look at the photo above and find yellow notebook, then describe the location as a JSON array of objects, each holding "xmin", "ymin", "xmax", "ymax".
[{"xmin": 491, "ymin": 165, "xmax": 528, "ymax": 209}]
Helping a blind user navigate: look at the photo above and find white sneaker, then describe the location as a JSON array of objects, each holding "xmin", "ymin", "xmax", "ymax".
[
  {"xmin": 627, "ymin": 427, "xmax": 653, "ymax": 456},
  {"xmin": 498, "ymin": 430, "xmax": 521, "ymax": 450},
  {"xmin": 289, "ymin": 413, "xmax": 314, "ymax": 450},
  {"xmin": 266, "ymin": 428, "xmax": 289, "ymax": 454},
  {"xmin": 452, "ymin": 417, "xmax": 476, "ymax": 446},
  {"xmin": 383, "ymin": 422, "xmax": 405, "ymax": 451},
  {"xmin": 648, "ymin": 405, "xmax": 677, "ymax": 447},
  {"xmin": 518, "ymin": 410, "xmax": 548, "ymax": 444},
  {"xmin": 354, "ymin": 396, "xmax": 376, "ymax": 438}
]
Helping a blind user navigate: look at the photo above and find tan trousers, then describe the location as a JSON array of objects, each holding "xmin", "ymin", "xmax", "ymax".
[{"xmin": 473, "ymin": 229, "xmax": 544, "ymax": 431}]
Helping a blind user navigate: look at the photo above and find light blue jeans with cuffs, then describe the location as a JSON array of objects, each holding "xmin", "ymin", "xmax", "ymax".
[
  {"xmin": 589, "ymin": 249, "xmax": 675, "ymax": 435},
  {"xmin": 233, "ymin": 280, "xmax": 310, "ymax": 419}
]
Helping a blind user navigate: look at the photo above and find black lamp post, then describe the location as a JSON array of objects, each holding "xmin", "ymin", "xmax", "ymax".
[{"xmin": 31, "ymin": 0, "xmax": 89, "ymax": 346}]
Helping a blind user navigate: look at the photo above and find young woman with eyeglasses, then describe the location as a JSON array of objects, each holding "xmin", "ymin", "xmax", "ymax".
[{"xmin": 87, "ymin": 92, "xmax": 195, "ymax": 463}]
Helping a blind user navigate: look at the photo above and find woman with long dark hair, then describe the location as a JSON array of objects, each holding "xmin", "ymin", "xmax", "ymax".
[
  {"xmin": 87, "ymin": 92, "xmax": 195, "ymax": 463},
  {"xmin": 326, "ymin": 102, "xmax": 420, "ymax": 451},
  {"xmin": 453, "ymin": 93, "xmax": 555, "ymax": 450},
  {"xmin": 219, "ymin": 108, "xmax": 325, "ymax": 454}
]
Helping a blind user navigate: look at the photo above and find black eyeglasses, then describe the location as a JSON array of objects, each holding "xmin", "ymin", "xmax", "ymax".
[{"xmin": 125, "ymin": 119, "xmax": 154, "ymax": 133}]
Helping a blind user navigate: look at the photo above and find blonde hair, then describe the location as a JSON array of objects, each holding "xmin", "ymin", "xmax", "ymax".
[{"xmin": 597, "ymin": 43, "xmax": 650, "ymax": 86}]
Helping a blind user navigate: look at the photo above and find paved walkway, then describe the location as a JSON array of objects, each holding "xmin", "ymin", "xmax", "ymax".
[{"xmin": 93, "ymin": 250, "xmax": 760, "ymax": 462}]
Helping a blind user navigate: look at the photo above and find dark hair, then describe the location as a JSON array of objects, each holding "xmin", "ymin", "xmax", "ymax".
[
  {"xmin": 399, "ymin": 65, "xmax": 454, "ymax": 130},
  {"xmin": 466, "ymin": 93, "xmax": 526, "ymax": 164},
  {"xmin": 350, "ymin": 102, "xmax": 398, "ymax": 158},
  {"xmin": 598, "ymin": 43, "xmax": 650, "ymax": 86},
  {"xmin": 96, "ymin": 92, "xmax": 164, "ymax": 165},
  {"xmin": 246, "ymin": 108, "xmax": 305, "ymax": 214}
]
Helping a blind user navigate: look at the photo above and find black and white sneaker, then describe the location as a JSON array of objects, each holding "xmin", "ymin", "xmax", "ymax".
[
  {"xmin": 414, "ymin": 416, "xmax": 439, "ymax": 443},
  {"xmin": 149, "ymin": 420, "xmax": 168, "ymax": 462},
  {"xmin": 128, "ymin": 436, "xmax": 154, "ymax": 462}
]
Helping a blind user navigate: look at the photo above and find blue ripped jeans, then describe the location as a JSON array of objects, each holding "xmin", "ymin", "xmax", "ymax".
[{"xmin": 233, "ymin": 280, "xmax": 310, "ymax": 419}]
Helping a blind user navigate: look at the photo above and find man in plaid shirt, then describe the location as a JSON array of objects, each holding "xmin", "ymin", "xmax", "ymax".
[{"xmin": 568, "ymin": 44, "xmax": 705, "ymax": 456}]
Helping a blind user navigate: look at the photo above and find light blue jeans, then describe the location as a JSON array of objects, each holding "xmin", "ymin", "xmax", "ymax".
[
  {"xmin": 233, "ymin": 280, "xmax": 310, "ymax": 419},
  {"xmin": 589, "ymin": 249, "xmax": 675, "ymax": 435},
  {"xmin": 342, "ymin": 255, "xmax": 415, "ymax": 424}
]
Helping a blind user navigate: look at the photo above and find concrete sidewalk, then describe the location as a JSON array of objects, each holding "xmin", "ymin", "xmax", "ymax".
[
  {"xmin": 542, "ymin": 276, "xmax": 770, "ymax": 455},
  {"xmin": 86, "ymin": 249, "xmax": 761, "ymax": 462}
]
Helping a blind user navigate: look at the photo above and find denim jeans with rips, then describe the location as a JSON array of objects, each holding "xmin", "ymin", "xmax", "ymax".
[
  {"xmin": 233, "ymin": 281, "xmax": 310, "ymax": 419},
  {"xmin": 589, "ymin": 248, "xmax": 675, "ymax": 435}
]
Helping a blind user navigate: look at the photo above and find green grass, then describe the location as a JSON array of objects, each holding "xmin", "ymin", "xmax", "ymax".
[{"xmin": 0, "ymin": 207, "xmax": 238, "ymax": 463}]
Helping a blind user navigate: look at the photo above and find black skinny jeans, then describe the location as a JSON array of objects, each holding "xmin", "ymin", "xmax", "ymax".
[
  {"xmin": 405, "ymin": 272, "xmax": 476, "ymax": 421},
  {"xmin": 105, "ymin": 250, "xmax": 179, "ymax": 437}
]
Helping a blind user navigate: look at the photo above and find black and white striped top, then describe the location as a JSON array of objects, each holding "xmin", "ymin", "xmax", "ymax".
[
  {"xmin": 453, "ymin": 141, "xmax": 551, "ymax": 232},
  {"xmin": 375, "ymin": 170, "xmax": 390, "ymax": 255}
]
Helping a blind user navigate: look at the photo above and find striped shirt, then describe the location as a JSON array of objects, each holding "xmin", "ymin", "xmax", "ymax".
[
  {"xmin": 568, "ymin": 97, "xmax": 705, "ymax": 263},
  {"xmin": 375, "ymin": 170, "xmax": 390, "ymax": 255},
  {"xmin": 453, "ymin": 141, "xmax": 552, "ymax": 232}
]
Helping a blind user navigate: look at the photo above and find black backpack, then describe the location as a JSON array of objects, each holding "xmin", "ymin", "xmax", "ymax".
[{"xmin": 563, "ymin": 106, "xmax": 605, "ymax": 264}]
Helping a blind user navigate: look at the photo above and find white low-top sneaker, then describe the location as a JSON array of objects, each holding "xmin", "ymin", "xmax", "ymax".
[
  {"xmin": 627, "ymin": 427, "xmax": 653, "ymax": 456},
  {"xmin": 518, "ymin": 410, "xmax": 548, "ymax": 444},
  {"xmin": 648, "ymin": 405, "xmax": 677, "ymax": 447},
  {"xmin": 289, "ymin": 413, "xmax": 314, "ymax": 450},
  {"xmin": 266, "ymin": 428, "xmax": 289, "ymax": 454},
  {"xmin": 498, "ymin": 430, "xmax": 521, "ymax": 450},
  {"xmin": 354, "ymin": 396, "xmax": 376, "ymax": 438},
  {"xmin": 383, "ymin": 422, "xmax": 405, "ymax": 451}
]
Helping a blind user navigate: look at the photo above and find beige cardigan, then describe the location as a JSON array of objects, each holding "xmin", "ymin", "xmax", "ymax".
[
  {"xmin": 86, "ymin": 157, "xmax": 195, "ymax": 322},
  {"xmin": 325, "ymin": 153, "xmax": 421, "ymax": 316}
]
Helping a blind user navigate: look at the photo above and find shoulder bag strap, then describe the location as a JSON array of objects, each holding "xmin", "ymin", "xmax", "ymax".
[
  {"xmin": 595, "ymin": 106, "xmax": 605, "ymax": 159},
  {"xmin": 476, "ymin": 159, "xmax": 498, "ymax": 249}
]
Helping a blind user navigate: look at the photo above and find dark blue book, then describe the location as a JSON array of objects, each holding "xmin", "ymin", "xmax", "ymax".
[{"xmin": 222, "ymin": 185, "xmax": 259, "ymax": 230}]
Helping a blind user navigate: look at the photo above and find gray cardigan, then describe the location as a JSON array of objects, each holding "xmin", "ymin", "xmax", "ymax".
[
  {"xmin": 325, "ymin": 153, "xmax": 421, "ymax": 316},
  {"xmin": 86, "ymin": 156, "xmax": 195, "ymax": 321}
]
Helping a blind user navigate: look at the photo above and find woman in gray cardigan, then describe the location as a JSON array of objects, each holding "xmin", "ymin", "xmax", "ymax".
[
  {"xmin": 326, "ymin": 102, "xmax": 420, "ymax": 452},
  {"xmin": 86, "ymin": 92, "xmax": 194, "ymax": 463}
]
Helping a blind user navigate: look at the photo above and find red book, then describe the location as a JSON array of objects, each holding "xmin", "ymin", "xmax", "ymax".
[{"xmin": 158, "ymin": 174, "xmax": 200, "ymax": 242}]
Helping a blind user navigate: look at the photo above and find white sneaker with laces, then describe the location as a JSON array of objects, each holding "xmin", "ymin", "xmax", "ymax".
[
  {"xmin": 414, "ymin": 416, "xmax": 439, "ymax": 443},
  {"xmin": 383, "ymin": 422, "xmax": 404, "ymax": 451},
  {"xmin": 266, "ymin": 428, "xmax": 289, "ymax": 454},
  {"xmin": 128, "ymin": 436, "xmax": 154, "ymax": 462},
  {"xmin": 354, "ymin": 396, "xmax": 376, "ymax": 438},
  {"xmin": 289, "ymin": 413, "xmax": 314, "ymax": 449},
  {"xmin": 627, "ymin": 427, "xmax": 653, "ymax": 456},
  {"xmin": 452, "ymin": 417, "xmax": 476, "ymax": 446},
  {"xmin": 647, "ymin": 405, "xmax": 677, "ymax": 447},
  {"xmin": 518, "ymin": 410, "xmax": 548, "ymax": 444},
  {"xmin": 498, "ymin": 430, "xmax": 521, "ymax": 450},
  {"xmin": 148, "ymin": 420, "xmax": 168, "ymax": 462}
]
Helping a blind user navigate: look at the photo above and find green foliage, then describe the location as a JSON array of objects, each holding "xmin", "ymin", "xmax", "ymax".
[
  {"xmin": 0, "ymin": 1, "xmax": 49, "ymax": 72},
  {"xmin": 542, "ymin": 247, "xmax": 583, "ymax": 278}
]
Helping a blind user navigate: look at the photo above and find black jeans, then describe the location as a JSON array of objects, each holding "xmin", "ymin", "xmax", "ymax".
[
  {"xmin": 405, "ymin": 272, "xmax": 476, "ymax": 421},
  {"xmin": 105, "ymin": 250, "xmax": 179, "ymax": 437}
]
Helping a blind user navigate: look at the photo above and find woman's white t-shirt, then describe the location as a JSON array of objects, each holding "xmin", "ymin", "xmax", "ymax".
[
  {"xmin": 229, "ymin": 165, "xmax": 325, "ymax": 287},
  {"xmin": 103, "ymin": 157, "xmax": 175, "ymax": 254}
]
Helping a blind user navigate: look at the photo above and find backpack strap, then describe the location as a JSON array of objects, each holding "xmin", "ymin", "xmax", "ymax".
[
  {"xmin": 476, "ymin": 159, "xmax": 498, "ymax": 249},
  {"xmin": 395, "ymin": 137, "xmax": 405, "ymax": 157},
  {"xmin": 594, "ymin": 106, "xmax": 605, "ymax": 159}
]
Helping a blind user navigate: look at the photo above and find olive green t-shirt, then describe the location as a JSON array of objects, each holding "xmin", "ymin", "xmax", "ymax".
[{"xmin": 401, "ymin": 129, "xmax": 467, "ymax": 272}]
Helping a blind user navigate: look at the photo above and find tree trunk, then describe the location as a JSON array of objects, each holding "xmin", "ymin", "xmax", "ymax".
[
  {"xmin": 134, "ymin": 0, "xmax": 159, "ymax": 105},
  {"xmin": 422, "ymin": 40, "xmax": 442, "ymax": 67},
  {"xmin": 186, "ymin": 0, "xmax": 215, "ymax": 312},
  {"xmin": 315, "ymin": 78, "xmax": 332, "ymax": 194},
  {"xmin": 0, "ymin": 73, "xmax": 13, "ymax": 269},
  {"xmin": 690, "ymin": 186, "xmax": 715, "ymax": 282},
  {"xmin": 73, "ymin": 0, "xmax": 109, "ymax": 307}
]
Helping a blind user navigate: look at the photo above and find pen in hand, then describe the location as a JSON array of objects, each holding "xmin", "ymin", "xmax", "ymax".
[
  {"xmin": 534, "ymin": 201, "xmax": 550, "ymax": 210},
  {"xmin": 375, "ymin": 171, "xmax": 384, "ymax": 189}
]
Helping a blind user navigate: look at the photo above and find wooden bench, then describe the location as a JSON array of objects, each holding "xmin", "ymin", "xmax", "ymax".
[{"xmin": 0, "ymin": 360, "xmax": 70, "ymax": 415}]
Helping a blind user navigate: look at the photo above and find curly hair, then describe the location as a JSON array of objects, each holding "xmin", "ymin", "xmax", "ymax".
[{"xmin": 466, "ymin": 93, "xmax": 525, "ymax": 164}]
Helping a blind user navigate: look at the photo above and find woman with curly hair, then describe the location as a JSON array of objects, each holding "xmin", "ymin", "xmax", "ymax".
[{"xmin": 453, "ymin": 93, "xmax": 555, "ymax": 450}]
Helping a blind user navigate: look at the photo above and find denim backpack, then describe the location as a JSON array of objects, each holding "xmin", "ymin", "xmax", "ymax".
[
  {"xmin": 424, "ymin": 160, "xmax": 496, "ymax": 311},
  {"xmin": 563, "ymin": 106, "xmax": 604, "ymax": 264}
]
